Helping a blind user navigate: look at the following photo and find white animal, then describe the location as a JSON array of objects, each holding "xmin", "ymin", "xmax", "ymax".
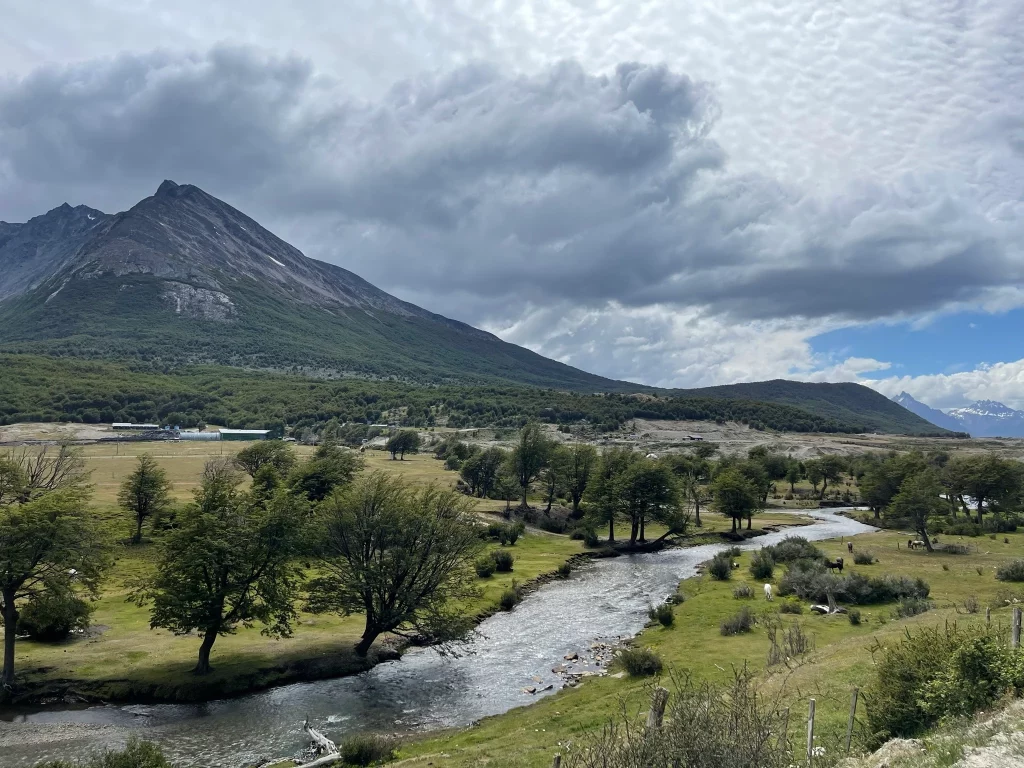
[{"xmin": 764, "ymin": 583, "xmax": 773, "ymax": 601}]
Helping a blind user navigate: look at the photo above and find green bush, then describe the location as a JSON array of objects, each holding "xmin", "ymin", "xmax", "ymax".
[
  {"xmin": 984, "ymin": 514, "xmax": 1019, "ymax": 533},
  {"xmin": 892, "ymin": 597, "xmax": 932, "ymax": 619},
  {"xmin": 940, "ymin": 543, "xmax": 970, "ymax": 555},
  {"xmin": 338, "ymin": 733, "xmax": 397, "ymax": 766},
  {"xmin": 34, "ymin": 737, "xmax": 171, "ymax": 768},
  {"xmin": 648, "ymin": 603, "xmax": 674, "ymax": 627},
  {"xmin": 847, "ymin": 608, "xmax": 861, "ymax": 625},
  {"xmin": 748, "ymin": 550, "xmax": 775, "ymax": 580},
  {"xmin": 997, "ymin": 559, "xmax": 1024, "ymax": 582},
  {"xmin": 537, "ymin": 517, "xmax": 567, "ymax": 534},
  {"xmin": 720, "ymin": 606, "xmax": 756, "ymax": 636},
  {"xmin": 18, "ymin": 589, "xmax": 92, "ymax": 642},
  {"xmin": 582, "ymin": 528, "xmax": 600, "ymax": 548},
  {"xmin": 853, "ymin": 550, "xmax": 877, "ymax": 565},
  {"xmin": 499, "ymin": 588, "xmax": 520, "ymax": 611},
  {"xmin": 708, "ymin": 554, "xmax": 732, "ymax": 581},
  {"xmin": 732, "ymin": 584, "xmax": 753, "ymax": 599},
  {"xmin": 474, "ymin": 556, "xmax": 496, "ymax": 578},
  {"xmin": 617, "ymin": 647, "xmax": 664, "ymax": 677},
  {"xmin": 557, "ymin": 562, "xmax": 572, "ymax": 578},
  {"xmin": 779, "ymin": 598, "xmax": 803, "ymax": 615},
  {"xmin": 867, "ymin": 624, "xmax": 1024, "ymax": 743},
  {"xmin": 763, "ymin": 537, "xmax": 823, "ymax": 563},
  {"xmin": 779, "ymin": 565, "xmax": 929, "ymax": 605},
  {"xmin": 491, "ymin": 549, "xmax": 515, "ymax": 573}
]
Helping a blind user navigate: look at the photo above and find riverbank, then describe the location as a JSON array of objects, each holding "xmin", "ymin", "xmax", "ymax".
[
  {"xmin": 393, "ymin": 520, "xmax": 1024, "ymax": 767},
  {"xmin": 2, "ymin": 512, "xmax": 809, "ymax": 709}
]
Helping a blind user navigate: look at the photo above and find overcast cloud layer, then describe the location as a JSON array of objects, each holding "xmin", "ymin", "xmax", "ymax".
[{"xmin": 1, "ymin": 1, "xmax": 1023, "ymax": 409}]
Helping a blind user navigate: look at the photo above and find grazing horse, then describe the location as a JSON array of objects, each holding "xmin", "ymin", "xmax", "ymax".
[
  {"xmin": 764, "ymin": 583, "xmax": 773, "ymax": 601},
  {"xmin": 847, "ymin": 542, "xmax": 854, "ymax": 554},
  {"xmin": 908, "ymin": 539, "xmax": 926, "ymax": 550},
  {"xmin": 826, "ymin": 557, "xmax": 844, "ymax": 574}
]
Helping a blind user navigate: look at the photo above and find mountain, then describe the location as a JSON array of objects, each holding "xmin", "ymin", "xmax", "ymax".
[
  {"xmin": 0, "ymin": 181, "xmax": 959, "ymax": 436},
  {"xmin": 890, "ymin": 391, "xmax": 965, "ymax": 432},
  {"xmin": 0, "ymin": 181, "xmax": 632, "ymax": 390},
  {"xmin": 685, "ymin": 380, "xmax": 953, "ymax": 436},
  {"xmin": 946, "ymin": 400, "xmax": 1024, "ymax": 438}
]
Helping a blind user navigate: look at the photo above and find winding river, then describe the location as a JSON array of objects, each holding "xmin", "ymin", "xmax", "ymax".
[{"xmin": 1, "ymin": 509, "xmax": 874, "ymax": 767}]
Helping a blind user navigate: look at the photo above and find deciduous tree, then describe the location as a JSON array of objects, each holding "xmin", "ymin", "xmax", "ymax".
[
  {"xmin": 233, "ymin": 441, "xmax": 296, "ymax": 478},
  {"xmin": 510, "ymin": 423, "xmax": 553, "ymax": 508},
  {"xmin": 307, "ymin": 473, "xmax": 482, "ymax": 656},
  {"xmin": 889, "ymin": 470, "xmax": 944, "ymax": 552},
  {"xmin": 711, "ymin": 469, "xmax": 758, "ymax": 534},
  {"xmin": 131, "ymin": 463, "xmax": 305, "ymax": 675},
  {"xmin": 386, "ymin": 430, "xmax": 422, "ymax": 461},
  {"xmin": 118, "ymin": 455, "xmax": 172, "ymax": 544}
]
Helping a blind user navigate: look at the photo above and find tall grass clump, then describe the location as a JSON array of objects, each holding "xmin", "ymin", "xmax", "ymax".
[
  {"xmin": 617, "ymin": 647, "xmax": 664, "ymax": 677},
  {"xmin": 338, "ymin": 734, "xmax": 397, "ymax": 766},
  {"xmin": 566, "ymin": 671, "xmax": 793, "ymax": 768},
  {"xmin": 748, "ymin": 550, "xmax": 775, "ymax": 580},
  {"xmin": 732, "ymin": 584, "xmax": 753, "ymax": 599}
]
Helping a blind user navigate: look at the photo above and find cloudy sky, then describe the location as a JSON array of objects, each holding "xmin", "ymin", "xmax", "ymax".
[{"xmin": 2, "ymin": 1, "xmax": 1023, "ymax": 409}]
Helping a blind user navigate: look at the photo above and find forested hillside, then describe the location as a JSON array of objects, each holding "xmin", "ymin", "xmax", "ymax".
[
  {"xmin": 0, "ymin": 355, "xmax": 860, "ymax": 434},
  {"xmin": 688, "ymin": 379, "xmax": 954, "ymax": 436}
]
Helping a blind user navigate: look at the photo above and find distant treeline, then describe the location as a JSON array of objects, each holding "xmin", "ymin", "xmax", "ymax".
[{"xmin": 0, "ymin": 355, "xmax": 863, "ymax": 435}]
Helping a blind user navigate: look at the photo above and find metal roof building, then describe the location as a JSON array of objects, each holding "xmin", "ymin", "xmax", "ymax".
[{"xmin": 218, "ymin": 429, "xmax": 271, "ymax": 441}]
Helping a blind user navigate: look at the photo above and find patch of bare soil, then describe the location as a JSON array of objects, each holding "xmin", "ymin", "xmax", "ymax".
[{"xmin": 0, "ymin": 422, "xmax": 114, "ymax": 444}]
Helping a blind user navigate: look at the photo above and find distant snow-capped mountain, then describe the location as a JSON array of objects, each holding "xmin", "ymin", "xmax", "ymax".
[
  {"xmin": 890, "ymin": 392, "xmax": 1024, "ymax": 438},
  {"xmin": 890, "ymin": 392, "xmax": 965, "ymax": 433}
]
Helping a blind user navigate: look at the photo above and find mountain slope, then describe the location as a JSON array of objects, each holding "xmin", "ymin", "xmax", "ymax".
[
  {"xmin": 890, "ymin": 391, "xmax": 965, "ymax": 432},
  {"xmin": 0, "ymin": 181, "xmax": 632, "ymax": 390},
  {"xmin": 686, "ymin": 380, "xmax": 953, "ymax": 435}
]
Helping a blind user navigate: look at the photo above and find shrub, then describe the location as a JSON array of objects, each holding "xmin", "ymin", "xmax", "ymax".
[
  {"xmin": 491, "ymin": 549, "xmax": 515, "ymax": 573},
  {"xmin": 723, "ymin": 546, "xmax": 742, "ymax": 558},
  {"xmin": 486, "ymin": 521, "xmax": 505, "ymax": 539},
  {"xmin": 748, "ymin": 550, "xmax": 775, "ymax": 580},
  {"xmin": 557, "ymin": 562, "xmax": 572, "ymax": 578},
  {"xmin": 582, "ymin": 528, "xmax": 600, "ymax": 548},
  {"xmin": 853, "ymin": 551, "xmax": 877, "ymax": 565},
  {"xmin": 648, "ymin": 603, "xmax": 675, "ymax": 627},
  {"xmin": 708, "ymin": 554, "xmax": 732, "ymax": 581},
  {"xmin": 765, "ymin": 615, "xmax": 814, "ymax": 665},
  {"xmin": 944, "ymin": 520, "xmax": 981, "ymax": 537},
  {"xmin": 893, "ymin": 597, "xmax": 932, "ymax": 619},
  {"xmin": 617, "ymin": 647, "xmax": 664, "ymax": 677},
  {"xmin": 474, "ymin": 556, "xmax": 496, "ymax": 578},
  {"xmin": 784, "ymin": 492, "xmax": 794, "ymax": 500},
  {"xmin": 34, "ymin": 737, "xmax": 171, "ymax": 768},
  {"xmin": 848, "ymin": 608, "xmax": 861, "ymax": 625},
  {"xmin": 984, "ymin": 514, "xmax": 1019, "ymax": 533},
  {"xmin": 667, "ymin": 592, "xmax": 686, "ymax": 605},
  {"xmin": 779, "ymin": 598, "xmax": 803, "ymax": 615},
  {"xmin": 732, "ymin": 584, "xmax": 753, "ymax": 599},
  {"xmin": 764, "ymin": 536, "xmax": 824, "ymax": 563},
  {"xmin": 998, "ymin": 560, "xmax": 1024, "ymax": 582},
  {"xmin": 940, "ymin": 543, "xmax": 970, "ymax": 555},
  {"xmin": 500, "ymin": 521, "xmax": 526, "ymax": 545},
  {"xmin": 720, "ymin": 606, "xmax": 756, "ymax": 636},
  {"xmin": 963, "ymin": 595, "xmax": 980, "ymax": 614},
  {"xmin": 537, "ymin": 516, "xmax": 567, "ymax": 534},
  {"xmin": 867, "ymin": 624, "xmax": 1024, "ymax": 743},
  {"xmin": 338, "ymin": 734, "xmax": 397, "ymax": 766},
  {"xmin": 779, "ymin": 566, "xmax": 930, "ymax": 605},
  {"xmin": 499, "ymin": 587, "xmax": 521, "ymax": 611},
  {"xmin": 17, "ymin": 589, "xmax": 92, "ymax": 642}
]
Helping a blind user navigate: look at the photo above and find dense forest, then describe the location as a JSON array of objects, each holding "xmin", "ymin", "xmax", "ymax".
[{"xmin": 0, "ymin": 355, "xmax": 866, "ymax": 435}]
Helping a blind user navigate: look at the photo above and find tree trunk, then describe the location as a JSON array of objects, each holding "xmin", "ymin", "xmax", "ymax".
[
  {"xmin": 919, "ymin": 524, "xmax": 934, "ymax": 552},
  {"xmin": 571, "ymin": 495, "xmax": 582, "ymax": 519},
  {"xmin": 976, "ymin": 497, "xmax": 986, "ymax": 525},
  {"xmin": 819, "ymin": 479, "xmax": 828, "ymax": 500},
  {"xmin": 731, "ymin": 516, "xmax": 737, "ymax": 533},
  {"xmin": 133, "ymin": 514, "xmax": 144, "ymax": 545},
  {"xmin": 194, "ymin": 628, "xmax": 218, "ymax": 675},
  {"xmin": 520, "ymin": 485, "xmax": 529, "ymax": 510},
  {"xmin": 608, "ymin": 515, "xmax": 615, "ymax": 544},
  {"xmin": 354, "ymin": 628, "xmax": 379, "ymax": 657},
  {"xmin": 694, "ymin": 499, "xmax": 701, "ymax": 527},
  {"xmin": 2, "ymin": 592, "xmax": 18, "ymax": 696},
  {"xmin": 746, "ymin": 513, "xmax": 752, "ymax": 530}
]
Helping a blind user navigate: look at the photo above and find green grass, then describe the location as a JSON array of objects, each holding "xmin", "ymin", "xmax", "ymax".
[{"xmin": 392, "ymin": 528, "xmax": 1024, "ymax": 767}]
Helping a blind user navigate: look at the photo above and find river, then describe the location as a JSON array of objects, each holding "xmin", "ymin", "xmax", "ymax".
[{"xmin": 0, "ymin": 509, "xmax": 874, "ymax": 767}]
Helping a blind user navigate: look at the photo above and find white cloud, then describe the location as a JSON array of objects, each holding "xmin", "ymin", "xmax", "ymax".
[{"xmin": 863, "ymin": 361, "xmax": 1024, "ymax": 411}]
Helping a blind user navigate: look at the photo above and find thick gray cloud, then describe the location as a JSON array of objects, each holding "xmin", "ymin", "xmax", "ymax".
[
  {"xmin": 1, "ymin": 0, "xmax": 1023, "ymax": 401},
  {"xmin": 3, "ymin": 47, "xmax": 1016, "ymax": 331}
]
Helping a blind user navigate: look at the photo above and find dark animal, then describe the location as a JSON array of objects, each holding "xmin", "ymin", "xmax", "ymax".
[
  {"xmin": 847, "ymin": 542, "xmax": 854, "ymax": 554},
  {"xmin": 826, "ymin": 557, "xmax": 844, "ymax": 574}
]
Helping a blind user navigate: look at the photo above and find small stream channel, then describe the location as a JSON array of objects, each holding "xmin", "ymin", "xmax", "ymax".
[{"xmin": 0, "ymin": 509, "xmax": 875, "ymax": 767}]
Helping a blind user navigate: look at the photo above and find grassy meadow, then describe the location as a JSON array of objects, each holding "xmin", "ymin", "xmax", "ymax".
[{"xmin": 393, "ymin": 528, "xmax": 1024, "ymax": 767}]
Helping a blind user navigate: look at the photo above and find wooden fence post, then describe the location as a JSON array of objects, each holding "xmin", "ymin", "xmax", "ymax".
[
  {"xmin": 781, "ymin": 707, "xmax": 790, "ymax": 751},
  {"xmin": 647, "ymin": 686, "xmax": 669, "ymax": 729},
  {"xmin": 806, "ymin": 698, "xmax": 816, "ymax": 767},
  {"xmin": 845, "ymin": 687, "xmax": 859, "ymax": 754},
  {"xmin": 987, "ymin": 606, "xmax": 992, "ymax": 625},
  {"xmin": 1013, "ymin": 607, "xmax": 1022, "ymax": 649}
]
